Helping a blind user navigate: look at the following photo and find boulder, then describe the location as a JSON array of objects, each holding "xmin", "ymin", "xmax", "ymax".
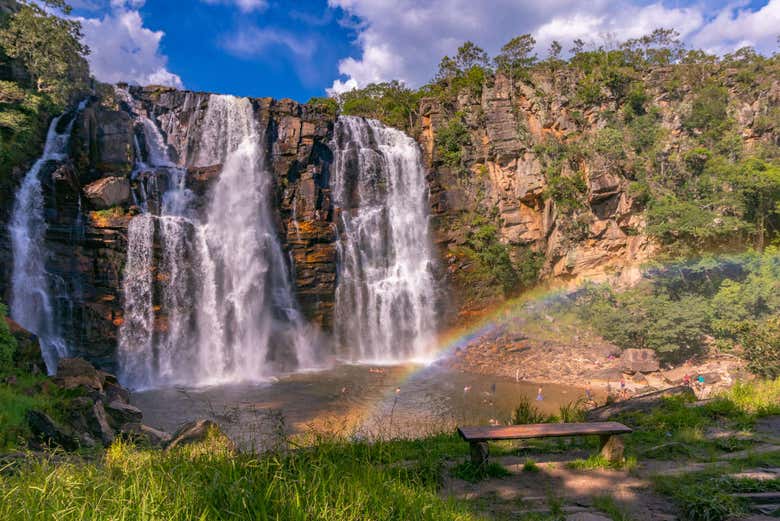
[
  {"xmin": 105, "ymin": 401, "xmax": 143, "ymax": 428},
  {"xmin": 104, "ymin": 381, "xmax": 130, "ymax": 404},
  {"xmin": 120, "ymin": 423, "xmax": 172, "ymax": 447},
  {"xmin": 5, "ymin": 318, "xmax": 46, "ymax": 375},
  {"xmin": 26, "ymin": 410, "xmax": 80, "ymax": 451},
  {"xmin": 165, "ymin": 419, "xmax": 233, "ymax": 451},
  {"xmin": 89, "ymin": 401, "xmax": 115, "ymax": 446},
  {"xmin": 586, "ymin": 385, "xmax": 696, "ymax": 421},
  {"xmin": 619, "ymin": 348, "xmax": 660, "ymax": 374},
  {"xmin": 83, "ymin": 176, "xmax": 130, "ymax": 209},
  {"xmin": 53, "ymin": 358, "xmax": 104, "ymax": 391}
]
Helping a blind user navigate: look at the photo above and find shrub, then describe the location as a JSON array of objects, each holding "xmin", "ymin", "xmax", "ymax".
[
  {"xmin": 510, "ymin": 396, "xmax": 547, "ymax": 424},
  {"xmin": 0, "ymin": 303, "xmax": 17, "ymax": 376},
  {"xmin": 435, "ymin": 116, "xmax": 470, "ymax": 170}
]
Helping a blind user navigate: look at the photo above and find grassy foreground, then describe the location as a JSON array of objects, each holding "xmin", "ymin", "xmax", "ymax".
[
  {"xmin": 0, "ymin": 379, "xmax": 778, "ymax": 520},
  {"xmin": 0, "ymin": 432, "xmax": 482, "ymax": 521}
]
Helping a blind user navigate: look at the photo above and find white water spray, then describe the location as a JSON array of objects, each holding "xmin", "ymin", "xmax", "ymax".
[
  {"xmin": 118, "ymin": 93, "xmax": 314, "ymax": 388},
  {"xmin": 331, "ymin": 116, "xmax": 437, "ymax": 363},
  {"xmin": 10, "ymin": 104, "xmax": 84, "ymax": 373}
]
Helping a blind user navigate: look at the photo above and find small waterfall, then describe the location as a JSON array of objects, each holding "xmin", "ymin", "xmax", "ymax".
[
  {"xmin": 117, "ymin": 213, "xmax": 155, "ymax": 384},
  {"xmin": 10, "ymin": 103, "xmax": 84, "ymax": 373},
  {"xmin": 118, "ymin": 92, "xmax": 314, "ymax": 388},
  {"xmin": 331, "ymin": 116, "xmax": 437, "ymax": 362}
]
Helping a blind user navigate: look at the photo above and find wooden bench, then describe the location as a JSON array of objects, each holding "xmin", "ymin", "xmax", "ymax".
[{"xmin": 458, "ymin": 421, "xmax": 633, "ymax": 466}]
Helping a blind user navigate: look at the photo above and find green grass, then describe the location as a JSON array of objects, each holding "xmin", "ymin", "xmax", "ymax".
[
  {"xmin": 522, "ymin": 458, "xmax": 539, "ymax": 472},
  {"xmin": 653, "ymin": 456, "xmax": 780, "ymax": 521},
  {"xmin": 566, "ymin": 453, "xmax": 637, "ymax": 471},
  {"xmin": 451, "ymin": 460, "xmax": 511, "ymax": 482},
  {"xmin": 0, "ymin": 431, "xmax": 485, "ymax": 521},
  {"xmin": 0, "ymin": 374, "xmax": 74, "ymax": 450},
  {"xmin": 592, "ymin": 495, "xmax": 634, "ymax": 521}
]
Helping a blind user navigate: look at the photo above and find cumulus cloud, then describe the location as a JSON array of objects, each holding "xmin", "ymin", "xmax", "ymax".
[
  {"xmin": 220, "ymin": 26, "xmax": 316, "ymax": 59},
  {"xmin": 691, "ymin": 0, "xmax": 780, "ymax": 55},
  {"xmin": 327, "ymin": 0, "xmax": 780, "ymax": 94},
  {"xmin": 78, "ymin": 1, "xmax": 183, "ymax": 88},
  {"xmin": 200, "ymin": 0, "xmax": 268, "ymax": 13}
]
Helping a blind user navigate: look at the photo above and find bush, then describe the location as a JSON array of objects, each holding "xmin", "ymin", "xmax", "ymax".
[
  {"xmin": 435, "ymin": 115, "xmax": 470, "ymax": 170},
  {"xmin": 510, "ymin": 396, "xmax": 547, "ymax": 424},
  {"xmin": 0, "ymin": 303, "xmax": 17, "ymax": 376},
  {"xmin": 734, "ymin": 317, "xmax": 780, "ymax": 378},
  {"xmin": 683, "ymin": 84, "xmax": 730, "ymax": 140}
]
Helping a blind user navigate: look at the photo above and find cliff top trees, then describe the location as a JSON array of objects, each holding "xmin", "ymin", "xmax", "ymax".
[
  {"xmin": 0, "ymin": 0, "xmax": 89, "ymax": 106},
  {"xmin": 494, "ymin": 34, "xmax": 536, "ymax": 80}
]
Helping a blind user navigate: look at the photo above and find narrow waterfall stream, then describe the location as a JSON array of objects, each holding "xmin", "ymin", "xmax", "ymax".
[
  {"xmin": 117, "ymin": 93, "xmax": 314, "ymax": 389},
  {"xmin": 10, "ymin": 104, "xmax": 84, "ymax": 373},
  {"xmin": 331, "ymin": 116, "xmax": 437, "ymax": 362}
]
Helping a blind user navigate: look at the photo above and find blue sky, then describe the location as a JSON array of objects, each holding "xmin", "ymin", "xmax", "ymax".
[{"xmin": 71, "ymin": 0, "xmax": 779, "ymax": 103}]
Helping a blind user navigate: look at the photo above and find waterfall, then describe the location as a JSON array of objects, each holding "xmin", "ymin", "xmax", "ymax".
[
  {"xmin": 10, "ymin": 104, "xmax": 84, "ymax": 373},
  {"xmin": 117, "ymin": 93, "xmax": 314, "ymax": 388},
  {"xmin": 330, "ymin": 116, "xmax": 437, "ymax": 363}
]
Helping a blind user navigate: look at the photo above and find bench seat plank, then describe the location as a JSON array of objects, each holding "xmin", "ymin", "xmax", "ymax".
[{"xmin": 458, "ymin": 421, "xmax": 632, "ymax": 442}]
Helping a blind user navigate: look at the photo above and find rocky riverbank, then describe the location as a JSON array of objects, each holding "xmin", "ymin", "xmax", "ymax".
[{"xmin": 443, "ymin": 318, "xmax": 748, "ymax": 399}]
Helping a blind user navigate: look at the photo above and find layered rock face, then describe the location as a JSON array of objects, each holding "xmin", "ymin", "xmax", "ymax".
[
  {"xmin": 1, "ymin": 87, "xmax": 339, "ymax": 371},
  {"xmin": 419, "ymin": 70, "xmax": 780, "ymax": 312}
]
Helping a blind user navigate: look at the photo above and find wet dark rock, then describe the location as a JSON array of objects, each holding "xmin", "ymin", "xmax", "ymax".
[
  {"xmin": 165, "ymin": 419, "xmax": 233, "ymax": 451},
  {"xmin": 83, "ymin": 176, "xmax": 130, "ymax": 209},
  {"xmin": 120, "ymin": 422, "xmax": 171, "ymax": 447},
  {"xmin": 26, "ymin": 410, "xmax": 80, "ymax": 451},
  {"xmin": 53, "ymin": 357, "xmax": 104, "ymax": 392},
  {"xmin": 105, "ymin": 400, "xmax": 143, "ymax": 428},
  {"xmin": 104, "ymin": 381, "xmax": 130, "ymax": 404}
]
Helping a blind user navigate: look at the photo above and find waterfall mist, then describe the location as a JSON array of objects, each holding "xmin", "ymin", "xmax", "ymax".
[
  {"xmin": 118, "ymin": 93, "xmax": 314, "ymax": 389},
  {"xmin": 330, "ymin": 116, "xmax": 437, "ymax": 362},
  {"xmin": 10, "ymin": 104, "xmax": 84, "ymax": 374}
]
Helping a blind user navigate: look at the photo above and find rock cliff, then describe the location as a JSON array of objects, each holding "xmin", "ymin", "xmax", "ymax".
[{"xmin": 1, "ymin": 60, "xmax": 777, "ymax": 369}]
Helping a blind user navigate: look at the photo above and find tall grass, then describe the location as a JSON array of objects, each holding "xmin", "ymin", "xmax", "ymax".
[{"xmin": 0, "ymin": 429, "xmax": 483, "ymax": 521}]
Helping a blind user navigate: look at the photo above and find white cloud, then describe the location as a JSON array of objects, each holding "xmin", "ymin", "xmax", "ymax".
[
  {"xmin": 79, "ymin": 2, "xmax": 183, "ymax": 88},
  {"xmin": 692, "ymin": 0, "xmax": 780, "ymax": 55},
  {"xmin": 220, "ymin": 26, "xmax": 316, "ymax": 58},
  {"xmin": 327, "ymin": 0, "xmax": 780, "ymax": 94},
  {"xmin": 200, "ymin": 0, "xmax": 268, "ymax": 13}
]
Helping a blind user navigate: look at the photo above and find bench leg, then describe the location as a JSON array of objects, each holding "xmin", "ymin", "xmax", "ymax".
[
  {"xmin": 469, "ymin": 441, "xmax": 489, "ymax": 467},
  {"xmin": 599, "ymin": 434, "xmax": 625, "ymax": 463}
]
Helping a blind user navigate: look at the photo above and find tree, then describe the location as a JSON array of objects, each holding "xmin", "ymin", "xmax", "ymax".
[
  {"xmin": 0, "ymin": 0, "xmax": 90, "ymax": 106},
  {"xmin": 454, "ymin": 41, "xmax": 490, "ymax": 71},
  {"xmin": 435, "ymin": 55, "xmax": 460, "ymax": 82},
  {"xmin": 495, "ymin": 34, "xmax": 536, "ymax": 80},
  {"xmin": 570, "ymin": 38, "xmax": 585, "ymax": 56},
  {"xmin": 732, "ymin": 159, "xmax": 780, "ymax": 250},
  {"xmin": 548, "ymin": 40, "xmax": 562, "ymax": 61}
]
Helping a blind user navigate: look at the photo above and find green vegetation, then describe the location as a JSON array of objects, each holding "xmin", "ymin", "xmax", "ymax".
[
  {"xmin": 451, "ymin": 213, "xmax": 520, "ymax": 296},
  {"xmin": 571, "ymin": 249, "xmax": 780, "ymax": 364},
  {"xmin": 0, "ymin": 303, "xmax": 17, "ymax": 375},
  {"xmin": 337, "ymin": 81, "xmax": 421, "ymax": 131},
  {"xmin": 0, "ymin": 1, "xmax": 89, "ymax": 106},
  {"xmin": 0, "ymin": 0, "xmax": 90, "ymax": 196},
  {"xmin": 521, "ymin": 458, "xmax": 539, "ymax": 472},
  {"xmin": 435, "ymin": 114, "xmax": 470, "ymax": 171},
  {"xmin": 0, "ymin": 431, "xmax": 484, "ymax": 521},
  {"xmin": 452, "ymin": 460, "xmax": 511, "ymax": 482},
  {"xmin": 566, "ymin": 453, "xmax": 637, "ymax": 471},
  {"xmin": 654, "ymin": 454, "xmax": 780, "ymax": 521}
]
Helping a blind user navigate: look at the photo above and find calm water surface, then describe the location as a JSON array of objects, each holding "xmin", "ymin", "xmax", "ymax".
[{"xmin": 132, "ymin": 363, "xmax": 589, "ymax": 447}]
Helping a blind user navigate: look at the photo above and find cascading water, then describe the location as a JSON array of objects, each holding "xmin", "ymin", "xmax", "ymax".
[
  {"xmin": 117, "ymin": 92, "xmax": 314, "ymax": 388},
  {"xmin": 330, "ymin": 116, "xmax": 437, "ymax": 362},
  {"xmin": 10, "ymin": 104, "xmax": 84, "ymax": 373}
]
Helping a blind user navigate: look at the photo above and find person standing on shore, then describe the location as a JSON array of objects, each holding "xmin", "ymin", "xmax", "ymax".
[{"xmin": 536, "ymin": 386, "xmax": 543, "ymax": 401}]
